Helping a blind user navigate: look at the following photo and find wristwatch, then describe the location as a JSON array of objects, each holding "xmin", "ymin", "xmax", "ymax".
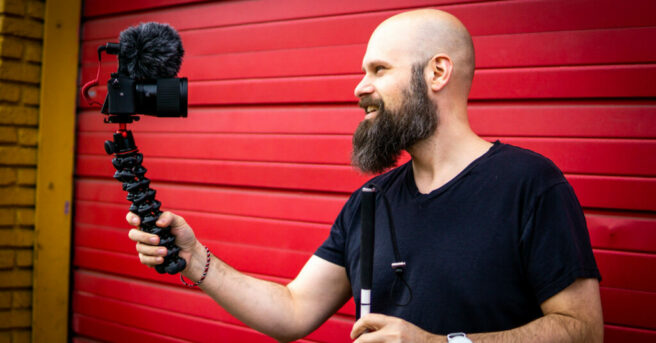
[{"xmin": 447, "ymin": 332, "xmax": 472, "ymax": 343}]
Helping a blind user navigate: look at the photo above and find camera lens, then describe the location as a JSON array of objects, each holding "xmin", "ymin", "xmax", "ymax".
[
  {"xmin": 135, "ymin": 77, "xmax": 187, "ymax": 117},
  {"xmin": 156, "ymin": 78, "xmax": 187, "ymax": 117}
]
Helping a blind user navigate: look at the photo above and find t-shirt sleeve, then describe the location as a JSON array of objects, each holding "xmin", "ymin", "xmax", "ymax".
[
  {"xmin": 520, "ymin": 181, "xmax": 601, "ymax": 304},
  {"xmin": 314, "ymin": 198, "xmax": 351, "ymax": 267}
]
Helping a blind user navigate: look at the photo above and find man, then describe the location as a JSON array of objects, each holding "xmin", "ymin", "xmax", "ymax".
[{"xmin": 128, "ymin": 9, "xmax": 603, "ymax": 342}]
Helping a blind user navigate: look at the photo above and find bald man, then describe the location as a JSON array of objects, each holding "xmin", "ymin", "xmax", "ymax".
[{"xmin": 128, "ymin": 9, "xmax": 603, "ymax": 342}]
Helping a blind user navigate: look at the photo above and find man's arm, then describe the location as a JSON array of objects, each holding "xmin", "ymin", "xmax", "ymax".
[
  {"xmin": 468, "ymin": 277, "xmax": 603, "ymax": 342},
  {"xmin": 351, "ymin": 277, "xmax": 603, "ymax": 343},
  {"xmin": 128, "ymin": 211, "xmax": 352, "ymax": 342}
]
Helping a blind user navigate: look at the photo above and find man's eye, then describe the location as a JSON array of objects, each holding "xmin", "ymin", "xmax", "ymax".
[{"xmin": 374, "ymin": 66, "xmax": 385, "ymax": 73}]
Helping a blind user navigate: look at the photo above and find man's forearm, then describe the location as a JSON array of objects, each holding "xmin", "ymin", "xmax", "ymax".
[
  {"xmin": 468, "ymin": 313, "xmax": 601, "ymax": 343},
  {"xmin": 184, "ymin": 242, "xmax": 303, "ymax": 342},
  {"xmin": 421, "ymin": 313, "xmax": 600, "ymax": 343},
  {"xmin": 427, "ymin": 278, "xmax": 603, "ymax": 343}
]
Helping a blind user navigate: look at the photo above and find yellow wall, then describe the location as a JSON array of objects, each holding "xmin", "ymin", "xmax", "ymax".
[
  {"xmin": 0, "ymin": 0, "xmax": 44, "ymax": 341},
  {"xmin": 32, "ymin": 0, "xmax": 80, "ymax": 340},
  {"xmin": 0, "ymin": 0, "xmax": 80, "ymax": 341}
]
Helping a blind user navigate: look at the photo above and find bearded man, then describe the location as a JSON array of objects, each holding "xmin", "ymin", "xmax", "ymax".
[{"xmin": 128, "ymin": 9, "xmax": 603, "ymax": 343}]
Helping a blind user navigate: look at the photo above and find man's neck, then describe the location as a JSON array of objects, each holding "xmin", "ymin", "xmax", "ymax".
[{"xmin": 408, "ymin": 121, "xmax": 492, "ymax": 194}]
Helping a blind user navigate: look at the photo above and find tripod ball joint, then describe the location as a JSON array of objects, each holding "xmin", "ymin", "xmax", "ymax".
[{"xmin": 105, "ymin": 132, "xmax": 187, "ymax": 275}]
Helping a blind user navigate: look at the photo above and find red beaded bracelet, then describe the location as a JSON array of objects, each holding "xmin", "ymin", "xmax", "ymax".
[{"xmin": 180, "ymin": 245, "xmax": 211, "ymax": 287}]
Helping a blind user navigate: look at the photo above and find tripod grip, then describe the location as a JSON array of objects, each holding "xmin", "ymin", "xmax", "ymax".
[
  {"xmin": 106, "ymin": 132, "xmax": 187, "ymax": 275},
  {"xmin": 152, "ymin": 225, "xmax": 187, "ymax": 274},
  {"xmin": 141, "ymin": 215, "xmax": 187, "ymax": 275}
]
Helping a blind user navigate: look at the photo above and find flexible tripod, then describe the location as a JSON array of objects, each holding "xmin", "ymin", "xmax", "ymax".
[{"xmin": 104, "ymin": 116, "xmax": 186, "ymax": 274}]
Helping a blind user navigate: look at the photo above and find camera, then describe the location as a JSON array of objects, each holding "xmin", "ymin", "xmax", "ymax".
[
  {"xmin": 102, "ymin": 74, "xmax": 187, "ymax": 117},
  {"xmin": 90, "ymin": 22, "xmax": 188, "ymax": 121}
]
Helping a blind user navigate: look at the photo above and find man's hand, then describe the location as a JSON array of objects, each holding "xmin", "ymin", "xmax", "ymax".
[
  {"xmin": 351, "ymin": 313, "xmax": 439, "ymax": 343},
  {"xmin": 126, "ymin": 211, "xmax": 200, "ymax": 273}
]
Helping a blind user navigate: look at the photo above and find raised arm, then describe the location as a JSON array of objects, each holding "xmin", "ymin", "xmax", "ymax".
[{"xmin": 128, "ymin": 211, "xmax": 352, "ymax": 342}]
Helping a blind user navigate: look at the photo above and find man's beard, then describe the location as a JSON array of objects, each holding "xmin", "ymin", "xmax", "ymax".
[{"xmin": 351, "ymin": 64, "xmax": 438, "ymax": 174}]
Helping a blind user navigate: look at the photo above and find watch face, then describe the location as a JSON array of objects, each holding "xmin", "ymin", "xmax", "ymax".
[{"xmin": 447, "ymin": 333, "xmax": 472, "ymax": 343}]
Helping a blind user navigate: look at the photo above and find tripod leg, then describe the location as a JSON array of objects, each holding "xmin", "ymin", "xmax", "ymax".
[{"xmin": 106, "ymin": 130, "xmax": 186, "ymax": 274}]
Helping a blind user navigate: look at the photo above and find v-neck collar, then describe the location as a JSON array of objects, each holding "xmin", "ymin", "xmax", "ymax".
[{"xmin": 405, "ymin": 140, "xmax": 502, "ymax": 199}]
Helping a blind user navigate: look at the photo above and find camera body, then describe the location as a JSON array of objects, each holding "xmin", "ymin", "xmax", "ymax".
[
  {"xmin": 97, "ymin": 21, "xmax": 188, "ymax": 120},
  {"xmin": 102, "ymin": 73, "xmax": 188, "ymax": 117}
]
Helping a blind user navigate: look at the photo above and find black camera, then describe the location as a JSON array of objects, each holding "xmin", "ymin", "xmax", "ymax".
[
  {"xmin": 102, "ymin": 73, "xmax": 188, "ymax": 117},
  {"xmin": 94, "ymin": 22, "xmax": 188, "ymax": 121}
]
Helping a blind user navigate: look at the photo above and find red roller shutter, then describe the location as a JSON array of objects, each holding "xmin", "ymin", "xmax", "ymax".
[{"xmin": 73, "ymin": 0, "xmax": 656, "ymax": 341}]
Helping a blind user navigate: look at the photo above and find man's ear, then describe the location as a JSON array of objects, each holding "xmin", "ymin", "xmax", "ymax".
[{"xmin": 428, "ymin": 54, "xmax": 453, "ymax": 92}]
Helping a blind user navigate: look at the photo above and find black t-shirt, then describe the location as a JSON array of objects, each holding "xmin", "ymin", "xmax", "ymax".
[{"xmin": 314, "ymin": 141, "xmax": 600, "ymax": 334}]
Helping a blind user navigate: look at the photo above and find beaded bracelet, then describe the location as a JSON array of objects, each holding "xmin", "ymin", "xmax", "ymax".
[{"xmin": 180, "ymin": 245, "xmax": 211, "ymax": 287}]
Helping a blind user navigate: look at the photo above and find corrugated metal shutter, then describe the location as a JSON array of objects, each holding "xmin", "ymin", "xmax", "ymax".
[{"xmin": 73, "ymin": 0, "xmax": 656, "ymax": 341}]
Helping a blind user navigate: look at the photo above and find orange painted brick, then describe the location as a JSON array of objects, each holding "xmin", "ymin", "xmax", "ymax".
[
  {"xmin": 0, "ymin": 309, "xmax": 31, "ymax": 328},
  {"xmin": 16, "ymin": 168, "xmax": 34, "ymax": 185},
  {"xmin": 0, "ymin": 35, "xmax": 23, "ymax": 59},
  {"xmin": 0, "ymin": 146, "xmax": 36, "ymax": 165},
  {"xmin": 0, "ymin": 0, "xmax": 24, "ymax": 16},
  {"xmin": 24, "ymin": 41, "xmax": 40, "ymax": 63},
  {"xmin": 0, "ymin": 209, "xmax": 13, "ymax": 226},
  {"xmin": 14, "ymin": 249, "xmax": 30, "ymax": 267},
  {"xmin": 0, "ymin": 59, "xmax": 40, "ymax": 83},
  {"xmin": 13, "ymin": 309, "xmax": 31, "ymax": 328},
  {"xmin": 0, "ymin": 167, "xmax": 16, "ymax": 185},
  {"xmin": 0, "ymin": 16, "xmax": 43, "ymax": 39},
  {"xmin": 0, "ymin": 229, "xmax": 33, "ymax": 247},
  {"xmin": 0, "ymin": 187, "xmax": 34, "ymax": 206},
  {"xmin": 0, "ymin": 269, "xmax": 31, "ymax": 287},
  {"xmin": 0, "ymin": 310, "xmax": 10, "ymax": 329},
  {"xmin": 21, "ymin": 85, "xmax": 39, "ymax": 105},
  {"xmin": 15, "ymin": 209, "xmax": 33, "ymax": 226},
  {"xmin": 11, "ymin": 329, "xmax": 31, "ymax": 342},
  {"xmin": 0, "ymin": 126, "xmax": 17, "ymax": 143},
  {"xmin": 0, "ymin": 250, "xmax": 13, "ymax": 268},
  {"xmin": 11, "ymin": 290, "xmax": 30, "ymax": 308},
  {"xmin": 26, "ymin": 0, "xmax": 43, "ymax": 20},
  {"xmin": 0, "ymin": 105, "xmax": 38, "ymax": 125},
  {"xmin": 0, "ymin": 82, "xmax": 19, "ymax": 102},
  {"xmin": 0, "ymin": 291, "xmax": 9, "ymax": 308},
  {"xmin": 17, "ymin": 128, "xmax": 36, "ymax": 146}
]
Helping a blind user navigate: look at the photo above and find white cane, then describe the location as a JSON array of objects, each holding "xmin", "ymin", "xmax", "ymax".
[{"xmin": 360, "ymin": 186, "xmax": 376, "ymax": 317}]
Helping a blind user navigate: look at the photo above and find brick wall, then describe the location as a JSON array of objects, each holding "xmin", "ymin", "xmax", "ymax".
[{"xmin": 0, "ymin": 0, "xmax": 44, "ymax": 341}]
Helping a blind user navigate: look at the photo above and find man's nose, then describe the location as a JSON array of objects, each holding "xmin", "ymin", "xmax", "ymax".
[{"xmin": 354, "ymin": 75, "xmax": 374, "ymax": 98}]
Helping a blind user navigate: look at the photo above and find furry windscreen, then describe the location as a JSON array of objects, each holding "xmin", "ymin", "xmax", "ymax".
[{"xmin": 118, "ymin": 22, "xmax": 184, "ymax": 80}]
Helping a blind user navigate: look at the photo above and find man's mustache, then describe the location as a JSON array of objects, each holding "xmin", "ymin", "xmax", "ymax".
[{"xmin": 358, "ymin": 96, "xmax": 384, "ymax": 110}]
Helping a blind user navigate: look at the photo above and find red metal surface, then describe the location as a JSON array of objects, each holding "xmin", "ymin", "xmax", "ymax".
[
  {"xmin": 73, "ymin": 0, "xmax": 656, "ymax": 341},
  {"xmin": 81, "ymin": 27, "xmax": 656, "ymax": 82},
  {"xmin": 81, "ymin": 65, "xmax": 656, "ymax": 108}
]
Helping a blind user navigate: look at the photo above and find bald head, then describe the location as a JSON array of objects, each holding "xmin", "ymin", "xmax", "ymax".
[{"xmin": 366, "ymin": 9, "xmax": 475, "ymax": 94}]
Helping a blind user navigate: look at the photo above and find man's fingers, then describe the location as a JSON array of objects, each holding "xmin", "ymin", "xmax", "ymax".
[
  {"xmin": 157, "ymin": 211, "xmax": 187, "ymax": 229},
  {"xmin": 127, "ymin": 211, "xmax": 197, "ymax": 269},
  {"xmin": 135, "ymin": 242, "xmax": 167, "ymax": 256},
  {"xmin": 138, "ymin": 252, "xmax": 164, "ymax": 266},
  {"xmin": 130, "ymin": 229, "xmax": 167, "ymax": 266},
  {"xmin": 350, "ymin": 313, "xmax": 388, "ymax": 339},
  {"xmin": 128, "ymin": 228, "xmax": 159, "ymax": 245},
  {"xmin": 126, "ymin": 212, "xmax": 140, "ymax": 226}
]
